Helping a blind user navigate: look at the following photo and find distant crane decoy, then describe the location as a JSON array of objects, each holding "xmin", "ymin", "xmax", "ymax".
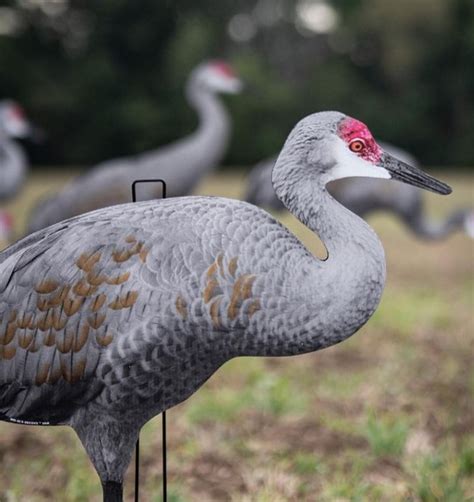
[
  {"xmin": 0, "ymin": 100, "xmax": 32, "ymax": 202},
  {"xmin": 0, "ymin": 112, "xmax": 451, "ymax": 501},
  {"xmin": 246, "ymin": 142, "xmax": 472, "ymax": 240},
  {"xmin": 27, "ymin": 60, "xmax": 243, "ymax": 234}
]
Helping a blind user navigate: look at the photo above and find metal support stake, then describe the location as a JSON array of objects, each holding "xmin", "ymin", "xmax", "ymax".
[{"xmin": 131, "ymin": 179, "xmax": 167, "ymax": 502}]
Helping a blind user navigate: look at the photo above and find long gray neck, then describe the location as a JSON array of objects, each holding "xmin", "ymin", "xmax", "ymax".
[
  {"xmin": 183, "ymin": 82, "xmax": 231, "ymax": 171},
  {"xmin": 262, "ymin": 157, "xmax": 386, "ymax": 356},
  {"xmin": 138, "ymin": 82, "xmax": 231, "ymax": 184},
  {"xmin": 0, "ymin": 132, "xmax": 27, "ymax": 200}
]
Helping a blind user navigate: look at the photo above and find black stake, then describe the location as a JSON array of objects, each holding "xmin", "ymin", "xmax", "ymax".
[
  {"xmin": 162, "ymin": 411, "xmax": 167, "ymax": 501},
  {"xmin": 131, "ymin": 179, "xmax": 167, "ymax": 502},
  {"xmin": 134, "ymin": 438, "xmax": 140, "ymax": 502}
]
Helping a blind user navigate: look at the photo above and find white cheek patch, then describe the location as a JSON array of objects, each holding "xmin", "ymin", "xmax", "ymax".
[{"xmin": 328, "ymin": 137, "xmax": 391, "ymax": 182}]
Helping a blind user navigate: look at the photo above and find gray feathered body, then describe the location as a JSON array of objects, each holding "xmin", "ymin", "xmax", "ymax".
[
  {"xmin": 1, "ymin": 190, "xmax": 384, "ymax": 479},
  {"xmin": 28, "ymin": 82, "xmax": 231, "ymax": 234},
  {"xmin": 1, "ymin": 111, "xmax": 392, "ymax": 487}
]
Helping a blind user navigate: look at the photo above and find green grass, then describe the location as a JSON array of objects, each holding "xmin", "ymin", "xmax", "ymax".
[
  {"xmin": 414, "ymin": 447, "xmax": 473, "ymax": 502},
  {"xmin": 364, "ymin": 413, "xmax": 409, "ymax": 457}
]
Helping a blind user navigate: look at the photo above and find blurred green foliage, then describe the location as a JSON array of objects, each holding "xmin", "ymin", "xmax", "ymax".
[{"xmin": 0, "ymin": 0, "xmax": 472, "ymax": 166}]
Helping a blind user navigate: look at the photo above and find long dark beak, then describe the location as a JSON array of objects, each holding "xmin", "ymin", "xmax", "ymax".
[{"xmin": 379, "ymin": 152, "xmax": 452, "ymax": 195}]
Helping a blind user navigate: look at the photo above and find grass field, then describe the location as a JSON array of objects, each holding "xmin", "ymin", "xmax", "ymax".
[{"xmin": 0, "ymin": 169, "xmax": 473, "ymax": 501}]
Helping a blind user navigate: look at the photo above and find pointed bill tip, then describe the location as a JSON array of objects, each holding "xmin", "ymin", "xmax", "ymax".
[{"xmin": 380, "ymin": 153, "xmax": 452, "ymax": 196}]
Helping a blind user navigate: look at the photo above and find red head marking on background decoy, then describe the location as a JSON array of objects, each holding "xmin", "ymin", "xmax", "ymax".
[
  {"xmin": 338, "ymin": 117, "xmax": 383, "ymax": 163},
  {"xmin": 9, "ymin": 103, "xmax": 25, "ymax": 120},
  {"xmin": 0, "ymin": 212, "xmax": 13, "ymax": 230},
  {"xmin": 209, "ymin": 60, "xmax": 236, "ymax": 79}
]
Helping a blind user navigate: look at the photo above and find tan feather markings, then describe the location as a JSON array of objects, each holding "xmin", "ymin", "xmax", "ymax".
[
  {"xmin": 37, "ymin": 310, "xmax": 56, "ymax": 331},
  {"xmin": 91, "ymin": 293, "xmax": 107, "ymax": 312},
  {"xmin": 2, "ymin": 322, "xmax": 17, "ymax": 345},
  {"xmin": 207, "ymin": 261, "xmax": 218, "ymax": 279},
  {"xmin": 203, "ymin": 278, "xmax": 219, "ymax": 303},
  {"xmin": 57, "ymin": 330, "xmax": 74, "ymax": 353},
  {"xmin": 1, "ymin": 345, "xmax": 16, "ymax": 360},
  {"xmin": 123, "ymin": 290, "xmax": 139, "ymax": 308},
  {"xmin": 76, "ymin": 251, "xmax": 101, "ymax": 272},
  {"xmin": 88, "ymin": 313, "xmax": 106, "ymax": 330},
  {"xmin": 73, "ymin": 279, "xmax": 98, "ymax": 297},
  {"xmin": 28, "ymin": 338, "xmax": 41, "ymax": 353},
  {"xmin": 112, "ymin": 248, "xmax": 133, "ymax": 263},
  {"xmin": 63, "ymin": 296, "xmax": 85, "ymax": 317},
  {"xmin": 108, "ymin": 291, "xmax": 139, "ymax": 310},
  {"xmin": 96, "ymin": 332, "xmax": 114, "ymax": 347},
  {"xmin": 112, "ymin": 240, "xmax": 145, "ymax": 263},
  {"xmin": 0, "ymin": 237, "xmax": 151, "ymax": 369},
  {"xmin": 35, "ymin": 280, "xmax": 59, "ymax": 295},
  {"xmin": 48, "ymin": 365, "xmax": 62, "ymax": 385},
  {"xmin": 228, "ymin": 257, "xmax": 238, "ymax": 277},
  {"xmin": 247, "ymin": 299, "xmax": 261, "ymax": 317},
  {"xmin": 44, "ymin": 331, "xmax": 56, "ymax": 346},
  {"xmin": 176, "ymin": 295, "xmax": 188, "ymax": 319},
  {"xmin": 139, "ymin": 247, "xmax": 149, "ymax": 263},
  {"xmin": 216, "ymin": 253, "xmax": 225, "ymax": 276},
  {"xmin": 71, "ymin": 359, "xmax": 86, "ymax": 383},
  {"xmin": 35, "ymin": 363, "xmax": 51, "ymax": 385},
  {"xmin": 60, "ymin": 359, "xmax": 72, "ymax": 383},
  {"xmin": 241, "ymin": 275, "xmax": 256, "ymax": 300},
  {"xmin": 37, "ymin": 297, "xmax": 50, "ymax": 312},
  {"xmin": 86, "ymin": 270, "xmax": 108, "ymax": 287},
  {"xmin": 53, "ymin": 312, "xmax": 68, "ymax": 331},
  {"xmin": 210, "ymin": 298, "xmax": 222, "ymax": 328},
  {"xmin": 74, "ymin": 324, "xmax": 90, "ymax": 352},
  {"xmin": 17, "ymin": 314, "xmax": 34, "ymax": 330},
  {"xmin": 203, "ymin": 255, "xmax": 260, "ymax": 325},
  {"xmin": 18, "ymin": 332, "xmax": 33, "ymax": 349},
  {"xmin": 228, "ymin": 275, "xmax": 256, "ymax": 321},
  {"xmin": 106, "ymin": 272, "xmax": 130, "ymax": 286},
  {"xmin": 48, "ymin": 286, "xmax": 71, "ymax": 307}
]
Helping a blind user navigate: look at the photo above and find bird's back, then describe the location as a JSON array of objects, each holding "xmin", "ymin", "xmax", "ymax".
[{"xmin": 2, "ymin": 197, "xmax": 313, "ymax": 425}]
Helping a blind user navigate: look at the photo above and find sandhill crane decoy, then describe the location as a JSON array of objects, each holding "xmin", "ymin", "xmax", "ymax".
[
  {"xmin": 0, "ymin": 112, "xmax": 451, "ymax": 501},
  {"xmin": 246, "ymin": 143, "xmax": 472, "ymax": 240},
  {"xmin": 0, "ymin": 211, "xmax": 13, "ymax": 249},
  {"xmin": 27, "ymin": 60, "xmax": 242, "ymax": 234},
  {"xmin": 0, "ymin": 100, "xmax": 32, "ymax": 202}
]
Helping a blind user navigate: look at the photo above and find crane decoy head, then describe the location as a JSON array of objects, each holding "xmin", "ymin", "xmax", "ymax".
[
  {"xmin": 0, "ymin": 100, "xmax": 32, "ymax": 139},
  {"xmin": 190, "ymin": 60, "xmax": 243, "ymax": 94},
  {"xmin": 277, "ymin": 111, "xmax": 451, "ymax": 196}
]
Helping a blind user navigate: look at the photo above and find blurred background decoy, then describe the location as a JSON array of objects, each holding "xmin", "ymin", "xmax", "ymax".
[
  {"xmin": 0, "ymin": 100, "xmax": 33, "ymax": 202},
  {"xmin": 27, "ymin": 60, "xmax": 242, "ymax": 233}
]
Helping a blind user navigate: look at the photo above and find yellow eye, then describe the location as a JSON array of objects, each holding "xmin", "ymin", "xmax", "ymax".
[{"xmin": 349, "ymin": 139, "xmax": 365, "ymax": 153}]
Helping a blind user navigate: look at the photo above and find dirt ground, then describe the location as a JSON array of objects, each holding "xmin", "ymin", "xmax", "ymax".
[{"xmin": 0, "ymin": 169, "xmax": 473, "ymax": 501}]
